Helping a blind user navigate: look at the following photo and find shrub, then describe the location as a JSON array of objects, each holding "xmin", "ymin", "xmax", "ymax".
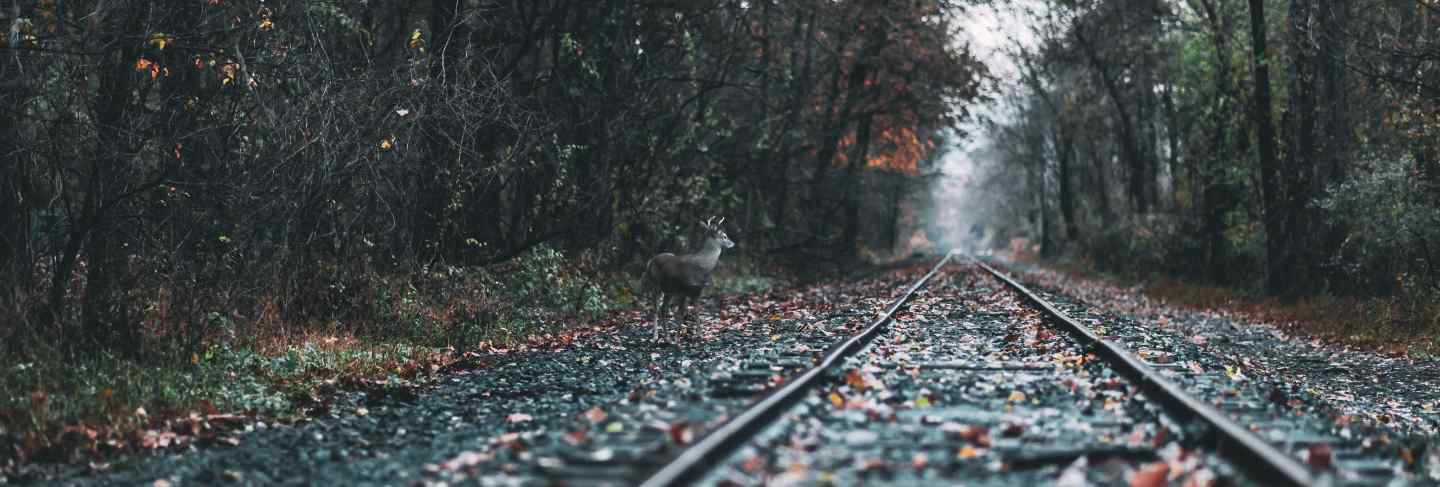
[{"xmin": 1320, "ymin": 156, "xmax": 1440, "ymax": 330}]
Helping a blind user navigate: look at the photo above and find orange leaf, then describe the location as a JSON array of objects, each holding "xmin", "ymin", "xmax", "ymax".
[
  {"xmin": 957, "ymin": 445, "xmax": 981, "ymax": 459},
  {"xmin": 135, "ymin": 58, "xmax": 159, "ymax": 79},
  {"xmin": 1129, "ymin": 462, "xmax": 1170, "ymax": 487},
  {"xmin": 844, "ymin": 368, "xmax": 866, "ymax": 389}
]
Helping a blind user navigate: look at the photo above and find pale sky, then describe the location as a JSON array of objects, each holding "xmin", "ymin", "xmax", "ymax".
[{"xmin": 928, "ymin": 2, "xmax": 1042, "ymax": 248}]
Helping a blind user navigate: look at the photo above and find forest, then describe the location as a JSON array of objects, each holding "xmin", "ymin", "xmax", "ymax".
[
  {"xmin": 0, "ymin": 0, "xmax": 983, "ymax": 461},
  {"xmin": 0, "ymin": 0, "xmax": 981, "ymax": 352},
  {"xmin": 3, "ymin": 0, "xmax": 1440, "ymax": 473},
  {"xmin": 968, "ymin": 0, "xmax": 1440, "ymax": 325}
]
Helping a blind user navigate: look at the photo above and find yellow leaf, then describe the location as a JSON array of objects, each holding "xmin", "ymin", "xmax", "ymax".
[
  {"xmin": 1007, "ymin": 391, "xmax": 1026, "ymax": 403},
  {"xmin": 958, "ymin": 445, "xmax": 980, "ymax": 458},
  {"xmin": 147, "ymin": 33, "xmax": 171, "ymax": 50},
  {"xmin": 380, "ymin": 135, "xmax": 395, "ymax": 150},
  {"xmin": 259, "ymin": 18, "xmax": 273, "ymax": 31},
  {"xmin": 191, "ymin": 353, "xmax": 200, "ymax": 364},
  {"xmin": 409, "ymin": 29, "xmax": 423, "ymax": 49},
  {"xmin": 915, "ymin": 395, "xmax": 932, "ymax": 408},
  {"xmin": 219, "ymin": 63, "xmax": 238, "ymax": 85},
  {"xmin": 828, "ymin": 391, "xmax": 844, "ymax": 408}
]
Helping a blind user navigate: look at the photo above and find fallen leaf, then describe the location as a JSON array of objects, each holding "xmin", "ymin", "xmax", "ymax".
[
  {"xmin": 741, "ymin": 455, "xmax": 765, "ymax": 473},
  {"xmin": 1129, "ymin": 461, "xmax": 1169, "ymax": 487},
  {"xmin": 944, "ymin": 423, "xmax": 991, "ymax": 447},
  {"xmin": 668, "ymin": 422, "xmax": 694, "ymax": 445},
  {"xmin": 1152, "ymin": 426, "xmax": 1169, "ymax": 447},
  {"xmin": 442, "ymin": 450, "xmax": 492, "ymax": 471},
  {"xmin": 845, "ymin": 368, "xmax": 867, "ymax": 389},
  {"xmin": 583, "ymin": 406, "xmax": 606, "ymax": 423},
  {"xmin": 506, "ymin": 413, "xmax": 533, "ymax": 423},
  {"xmin": 1306, "ymin": 443, "xmax": 1333, "ymax": 470}
]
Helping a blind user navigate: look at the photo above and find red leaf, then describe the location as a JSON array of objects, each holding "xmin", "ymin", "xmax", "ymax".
[
  {"xmin": 1307, "ymin": 444, "xmax": 1333, "ymax": 470},
  {"xmin": 668, "ymin": 422, "xmax": 694, "ymax": 445}
]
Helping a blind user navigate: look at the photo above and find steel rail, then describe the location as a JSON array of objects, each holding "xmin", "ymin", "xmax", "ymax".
[
  {"xmin": 638, "ymin": 250, "xmax": 957, "ymax": 487},
  {"xmin": 975, "ymin": 259, "xmax": 1315, "ymax": 487}
]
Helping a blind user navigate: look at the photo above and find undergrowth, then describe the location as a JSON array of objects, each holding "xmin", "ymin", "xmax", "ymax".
[
  {"xmin": 1043, "ymin": 258, "xmax": 1440, "ymax": 358},
  {"xmin": 0, "ymin": 244, "xmax": 664, "ymax": 470}
]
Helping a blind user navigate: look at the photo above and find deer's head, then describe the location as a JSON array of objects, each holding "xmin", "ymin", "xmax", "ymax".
[{"xmin": 703, "ymin": 216, "xmax": 735, "ymax": 249}]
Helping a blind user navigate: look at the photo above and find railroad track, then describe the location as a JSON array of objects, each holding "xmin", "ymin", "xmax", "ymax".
[{"xmin": 635, "ymin": 253, "xmax": 1415, "ymax": 486}]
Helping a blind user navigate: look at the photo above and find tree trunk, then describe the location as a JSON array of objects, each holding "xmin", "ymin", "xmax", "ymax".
[
  {"xmin": 416, "ymin": 0, "xmax": 468, "ymax": 261},
  {"xmin": 1090, "ymin": 144, "xmax": 1114, "ymax": 227},
  {"xmin": 770, "ymin": 9, "xmax": 814, "ymax": 238},
  {"xmin": 1077, "ymin": 30, "xmax": 1149, "ymax": 214},
  {"xmin": 0, "ymin": 25, "xmax": 30, "ymax": 332},
  {"xmin": 1197, "ymin": 0, "xmax": 1237, "ymax": 284},
  {"xmin": 843, "ymin": 112, "xmax": 875, "ymax": 255},
  {"xmin": 1037, "ymin": 151, "xmax": 1053, "ymax": 258},
  {"xmin": 79, "ymin": 9, "xmax": 145, "ymax": 352},
  {"xmin": 1282, "ymin": 0, "xmax": 1317, "ymax": 294},
  {"xmin": 1247, "ymin": 0, "xmax": 1286, "ymax": 295},
  {"xmin": 1056, "ymin": 128, "xmax": 1078, "ymax": 242},
  {"xmin": 1313, "ymin": 0, "xmax": 1349, "ymax": 287}
]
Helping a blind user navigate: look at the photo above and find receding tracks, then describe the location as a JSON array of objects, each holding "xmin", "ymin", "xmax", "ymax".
[
  {"xmin": 975, "ymin": 260, "xmax": 1314, "ymax": 486},
  {"xmin": 639, "ymin": 254, "xmax": 1347, "ymax": 486},
  {"xmin": 638, "ymin": 251, "xmax": 958, "ymax": 486}
]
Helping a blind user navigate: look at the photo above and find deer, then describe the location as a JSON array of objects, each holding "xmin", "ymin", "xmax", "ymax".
[{"xmin": 645, "ymin": 216, "xmax": 734, "ymax": 344}]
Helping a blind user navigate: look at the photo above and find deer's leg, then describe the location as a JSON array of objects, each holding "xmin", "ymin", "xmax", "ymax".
[
  {"xmin": 684, "ymin": 295, "xmax": 696, "ymax": 339},
  {"xmin": 677, "ymin": 295, "xmax": 691, "ymax": 344},
  {"xmin": 652, "ymin": 291, "xmax": 666, "ymax": 341}
]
